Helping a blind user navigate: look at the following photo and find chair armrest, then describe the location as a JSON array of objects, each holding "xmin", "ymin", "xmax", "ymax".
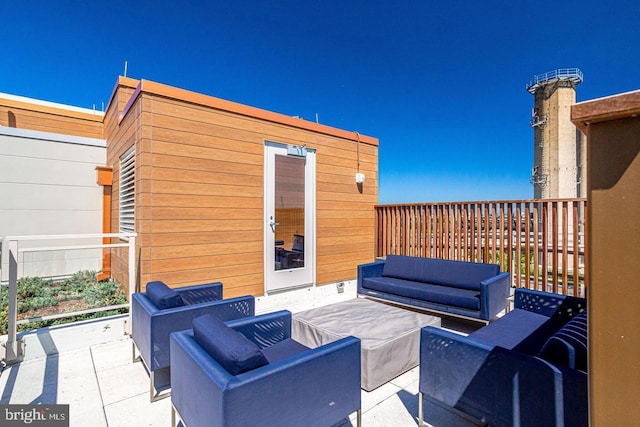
[
  {"xmin": 420, "ymin": 326, "xmax": 583, "ymax": 426},
  {"xmin": 557, "ymin": 364, "xmax": 588, "ymax": 426},
  {"xmin": 420, "ymin": 326, "xmax": 494, "ymax": 407},
  {"xmin": 226, "ymin": 310, "xmax": 292, "ymax": 349},
  {"xmin": 131, "ymin": 293, "xmax": 159, "ymax": 368},
  {"xmin": 176, "ymin": 282, "xmax": 222, "ymax": 304},
  {"xmin": 171, "ymin": 330, "xmax": 361, "ymax": 427},
  {"xmin": 479, "ymin": 271, "xmax": 511, "ymax": 320},
  {"xmin": 514, "ymin": 288, "xmax": 586, "ymax": 321},
  {"xmin": 357, "ymin": 261, "xmax": 385, "ymax": 293},
  {"xmin": 133, "ymin": 295, "xmax": 255, "ymax": 371},
  {"xmin": 170, "ymin": 330, "xmax": 230, "ymax": 416}
]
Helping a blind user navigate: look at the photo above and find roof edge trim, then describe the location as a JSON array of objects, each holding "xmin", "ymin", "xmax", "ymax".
[
  {"xmin": 572, "ymin": 89, "xmax": 640, "ymax": 133},
  {"xmin": 0, "ymin": 92, "xmax": 104, "ymax": 121}
]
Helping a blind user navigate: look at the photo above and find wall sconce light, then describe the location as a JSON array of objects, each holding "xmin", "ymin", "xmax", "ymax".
[{"xmin": 354, "ymin": 131, "xmax": 365, "ymax": 184}]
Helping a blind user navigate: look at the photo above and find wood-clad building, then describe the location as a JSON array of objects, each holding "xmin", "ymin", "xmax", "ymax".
[
  {"xmin": 1, "ymin": 77, "xmax": 378, "ymax": 297},
  {"xmin": 103, "ymin": 77, "xmax": 378, "ymax": 297},
  {"xmin": 0, "ymin": 92, "xmax": 104, "ymax": 138}
]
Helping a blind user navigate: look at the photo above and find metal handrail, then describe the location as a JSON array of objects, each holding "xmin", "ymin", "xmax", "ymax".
[
  {"xmin": 1, "ymin": 232, "xmax": 137, "ymax": 363},
  {"xmin": 526, "ymin": 68, "xmax": 583, "ymax": 93},
  {"xmin": 3, "ymin": 232, "xmax": 136, "ymax": 241}
]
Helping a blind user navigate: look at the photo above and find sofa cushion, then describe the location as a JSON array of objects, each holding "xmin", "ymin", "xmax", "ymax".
[
  {"xmin": 145, "ymin": 281, "xmax": 184, "ymax": 309},
  {"xmin": 382, "ymin": 255, "xmax": 499, "ymax": 291},
  {"xmin": 362, "ymin": 276, "xmax": 481, "ymax": 311},
  {"xmin": 192, "ymin": 314, "xmax": 269, "ymax": 376},
  {"xmin": 381, "ymin": 255, "xmax": 418, "ymax": 279},
  {"xmin": 538, "ymin": 311, "xmax": 588, "ymax": 371},
  {"xmin": 469, "ymin": 308, "xmax": 553, "ymax": 353},
  {"xmin": 260, "ymin": 338, "xmax": 310, "ymax": 363}
]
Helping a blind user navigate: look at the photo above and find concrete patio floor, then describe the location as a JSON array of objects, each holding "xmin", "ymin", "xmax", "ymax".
[{"xmin": 0, "ymin": 283, "xmax": 483, "ymax": 427}]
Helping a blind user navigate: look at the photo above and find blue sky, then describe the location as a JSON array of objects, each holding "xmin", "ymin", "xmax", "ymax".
[{"xmin": 3, "ymin": 1, "xmax": 639, "ymax": 203}]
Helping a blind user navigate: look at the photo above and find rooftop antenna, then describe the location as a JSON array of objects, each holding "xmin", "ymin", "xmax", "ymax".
[{"xmin": 124, "ymin": 61, "xmax": 128, "ymax": 77}]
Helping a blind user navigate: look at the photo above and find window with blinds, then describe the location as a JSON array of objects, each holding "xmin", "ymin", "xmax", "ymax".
[{"xmin": 119, "ymin": 146, "xmax": 135, "ymax": 233}]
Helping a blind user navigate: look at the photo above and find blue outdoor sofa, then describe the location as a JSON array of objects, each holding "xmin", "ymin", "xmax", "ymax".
[
  {"xmin": 419, "ymin": 288, "xmax": 588, "ymax": 427},
  {"xmin": 358, "ymin": 255, "xmax": 511, "ymax": 321},
  {"xmin": 170, "ymin": 310, "xmax": 362, "ymax": 427}
]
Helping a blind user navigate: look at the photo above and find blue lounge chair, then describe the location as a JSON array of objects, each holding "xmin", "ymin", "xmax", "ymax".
[
  {"xmin": 170, "ymin": 310, "xmax": 362, "ymax": 426},
  {"xmin": 131, "ymin": 280, "xmax": 254, "ymax": 401}
]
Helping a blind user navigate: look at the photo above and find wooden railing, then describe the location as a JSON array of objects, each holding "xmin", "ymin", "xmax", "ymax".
[{"xmin": 375, "ymin": 199, "xmax": 587, "ymax": 297}]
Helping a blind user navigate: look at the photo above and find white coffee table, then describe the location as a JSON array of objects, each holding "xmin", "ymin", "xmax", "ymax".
[{"xmin": 292, "ymin": 298, "xmax": 441, "ymax": 391}]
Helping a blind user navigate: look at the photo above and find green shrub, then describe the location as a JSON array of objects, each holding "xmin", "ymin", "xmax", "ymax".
[
  {"xmin": 0, "ymin": 303, "xmax": 7, "ymax": 336},
  {"xmin": 17, "ymin": 276, "xmax": 54, "ymax": 299},
  {"xmin": 0, "ymin": 271, "xmax": 128, "ymax": 335},
  {"xmin": 18, "ymin": 296, "xmax": 58, "ymax": 313},
  {"xmin": 58, "ymin": 271, "xmax": 94, "ymax": 294},
  {"xmin": 83, "ymin": 280, "xmax": 127, "ymax": 308}
]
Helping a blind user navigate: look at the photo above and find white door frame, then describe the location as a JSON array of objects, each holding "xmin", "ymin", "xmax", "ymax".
[{"xmin": 264, "ymin": 141, "xmax": 315, "ymax": 293}]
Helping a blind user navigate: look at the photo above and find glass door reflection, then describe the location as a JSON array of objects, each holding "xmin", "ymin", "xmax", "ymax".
[{"xmin": 273, "ymin": 154, "xmax": 305, "ymax": 270}]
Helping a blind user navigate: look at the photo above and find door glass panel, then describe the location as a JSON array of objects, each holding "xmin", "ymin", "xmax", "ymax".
[{"xmin": 274, "ymin": 155, "xmax": 305, "ymax": 270}]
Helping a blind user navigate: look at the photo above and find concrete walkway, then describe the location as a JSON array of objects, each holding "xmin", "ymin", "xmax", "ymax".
[{"xmin": 0, "ymin": 284, "xmax": 480, "ymax": 426}]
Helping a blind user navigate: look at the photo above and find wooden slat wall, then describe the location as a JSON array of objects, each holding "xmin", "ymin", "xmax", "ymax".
[
  {"xmin": 376, "ymin": 199, "xmax": 587, "ymax": 297},
  {"xmin": 316, "ymin": 140, "xmax": 377, "ymax": 284},
  {"xmin": 105, "ymin": 79, "xmax": 142, "ymax": 295},
  {"xmin": 0, "ymin": 99, "xmax": 104, "ymax": 139},
  {"xmin": 107, "ymin": 83, "xmax": 378, "ymax": 297}
]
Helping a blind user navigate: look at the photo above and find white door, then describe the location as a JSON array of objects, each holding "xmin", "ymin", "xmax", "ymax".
[{"xmin": 264, "ymin": 142, "xmax": 315, "ymax": 293}]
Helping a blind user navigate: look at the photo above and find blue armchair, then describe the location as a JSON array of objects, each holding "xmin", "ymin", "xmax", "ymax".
[
  {"xmin": 131, "ymin": 281, "xmax": 255, "ymax": 402},
  {"xmin": 170, "ymin": 310, "xmax": 362, "ymax": 427}
]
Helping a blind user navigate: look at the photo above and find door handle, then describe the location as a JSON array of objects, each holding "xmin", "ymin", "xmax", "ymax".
[{"xmin": 269, "ymin": 220, "xmax": 280, "ymax": 232}]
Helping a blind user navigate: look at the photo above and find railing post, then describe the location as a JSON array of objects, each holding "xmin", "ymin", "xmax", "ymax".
[
  {"xmin": 126, "ymin": 234, "xmax": 136, "ymax": 336},
  {"xmin": 4, "ymin": 239, "xmax": 24, "ymax": 363}
]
